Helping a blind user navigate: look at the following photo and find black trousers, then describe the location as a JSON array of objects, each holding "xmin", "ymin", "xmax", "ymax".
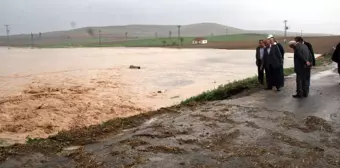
[
  {"xmin": 257, "ymin": 65, "xmax": 264, "ymax": 84},
  {"xmin": 296, "ymin": 68, "xmax": 310, "ymax": 96},
  {"xmin": 279, "ymin": 65, "xmax": 284, "ymax": 87},
  {"xmin": 338, "ymin": 63, "xmax": 340, "ymax": 75},
  {"xmin": 265, "ymin": 65, "xmax": 281, "ymax": 89}
]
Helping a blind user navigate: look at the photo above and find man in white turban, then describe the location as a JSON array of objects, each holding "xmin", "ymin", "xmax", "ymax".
[
  {"xmin": 262, "ymin": 38, "xmax": 282, "ymax": 91},
  {"xmin": 267, "ymin": 35, "xmax": 285, "ymax": 87}
]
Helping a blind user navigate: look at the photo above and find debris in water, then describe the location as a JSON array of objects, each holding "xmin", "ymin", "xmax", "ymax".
[{"xmin": 129, "ymin": 65, "xmax": 141, "ymax": 69}]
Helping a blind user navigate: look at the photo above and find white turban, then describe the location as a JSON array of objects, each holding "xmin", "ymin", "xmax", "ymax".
[
  {"xmin": 288, "ymin": 40, "xmax": 296, "ymax": 45},
  {"xmin": 267, "ymin": 34, "xmax": 274, "ymax": 39}
]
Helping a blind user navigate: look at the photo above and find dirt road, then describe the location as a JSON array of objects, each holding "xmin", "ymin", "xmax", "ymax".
[{"xmin": 1, "ymin": 65, "xmax": 339, "ymax": 168}]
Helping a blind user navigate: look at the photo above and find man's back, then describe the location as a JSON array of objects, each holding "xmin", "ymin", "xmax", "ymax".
[
  {"xmin": 276, "ymin": 42, "xmax": 285, "ymax": 58},
  {"xmin": 304, "ymin": 41, "xmax": 316, "ymax": 66},
  {"xmin": 294, "ymin": 43, "xmax": 311, "ymax": 72}
]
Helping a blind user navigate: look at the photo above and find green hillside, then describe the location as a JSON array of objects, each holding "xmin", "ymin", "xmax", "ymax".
[
  {"xmin": 100, "ymin": 34, "xmax": 265, "ymax": 47},
  {"xmin": 37, "ymin": 34, "xmax": 266, "ymax": 48},
  {"xmin": 0, "ymin": 23, "xmax": 330, "ymax": 47}
]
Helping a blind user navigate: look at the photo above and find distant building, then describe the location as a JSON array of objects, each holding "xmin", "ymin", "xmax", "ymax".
[{"xmin": 192, "ymin": 37, "xmax": 208, "ymax": 45}]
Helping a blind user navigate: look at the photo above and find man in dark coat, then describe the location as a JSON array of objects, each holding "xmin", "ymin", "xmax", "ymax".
[
  {"xmin": 255, "ymin": 40, "xmax": 265, "ymax": 84},
  {"xmin": 303, "ymin": 41, "xmax": 316, "ymax": 66},
  {"xmin": 295, "ymin": 37, "xmax": 315, "ymax": 87},
  {"xmin": 289, "ymin": 39, "xmax": 312, "ymax": 98},
  {"xmin": 332, "ymin": 42, "xmax": 340, "ymax": 83},
  {"xmin": 268, "ymin": 35, "xmax": 285, "ymax": 87},
  {"xmin": 263, "ymin": 38, "xmax": 283, "ymax": 91}
]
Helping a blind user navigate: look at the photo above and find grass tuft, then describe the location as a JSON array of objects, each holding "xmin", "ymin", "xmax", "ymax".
[{"xmin": 181, "ymin": 76, "xmax": 259, "ymax": 104}]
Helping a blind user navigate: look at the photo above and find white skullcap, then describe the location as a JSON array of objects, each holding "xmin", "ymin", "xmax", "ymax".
[
  {"xmin": 288, "ymin": 40, "xmax": 296, "ymax": 45},
  {"xmin": 267, "ymin": 34, "xmax": 274, "ymax": 39}
]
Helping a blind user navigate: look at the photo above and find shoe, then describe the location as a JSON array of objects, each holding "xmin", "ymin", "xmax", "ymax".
[
  {"xmin": 264, "ymin": 88, "xmax": 272, "ymax": 90},
  {"xmin": 276, "ymin": 86, "xmax": 281, "ymax": 91},
  {"xmin": 292, "ymin": 94, "xmax": 303, "ymax": 98}
]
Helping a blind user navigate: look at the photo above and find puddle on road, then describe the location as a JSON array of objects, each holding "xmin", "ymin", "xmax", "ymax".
[{"xmin": 311, "ymin": 69, "xmax": 335, "ymax": 80}]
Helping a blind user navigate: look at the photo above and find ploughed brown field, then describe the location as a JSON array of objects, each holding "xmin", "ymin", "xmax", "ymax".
[{"xmin": 183, "ymin": 36, "xmax": 340, "ymax": 54}]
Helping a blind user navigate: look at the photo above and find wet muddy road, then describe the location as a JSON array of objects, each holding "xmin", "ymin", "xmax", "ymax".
[{"xmin": 1, "ymin": 66, "xmax": 339, "ymax": 168}]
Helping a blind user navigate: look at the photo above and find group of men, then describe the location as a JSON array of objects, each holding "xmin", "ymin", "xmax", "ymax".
[{"xmin": 255, "ymin": 35, "xmax": 315, "ymax": 98}]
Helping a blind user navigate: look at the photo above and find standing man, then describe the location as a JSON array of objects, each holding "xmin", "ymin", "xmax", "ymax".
[
  {"xmin": 289, "ymin": 39, "xmax": 312, "ymax": 98},
  {"xmin": 268, "ymin": 35, "xmax": 285, "ymax": 87},
  {"xmin": 268, "ymin": 35, "xmax": 285, "ymax": 58},
  {"xmin": 255, "ymin": 40, "xmax": 265, "ymax": 84},
  {"xmin": 295, "ymin": 37, "xmax": 315, "ymax": 86},
  {"xmin": 303, "ymin": 40, "xmax": 316, "ymax": 66},
  {"xmin": 332, "ymin": 42, "xmax": 340, "ymax": 83},
  {"xmin": 263, "ymin": 38, "xmax": 282, "ymax": 91}
]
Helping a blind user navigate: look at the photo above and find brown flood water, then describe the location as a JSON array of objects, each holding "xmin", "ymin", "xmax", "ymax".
[{"xmin": 0, "ymin": 47, "xmax": 299, "ymax": 145}]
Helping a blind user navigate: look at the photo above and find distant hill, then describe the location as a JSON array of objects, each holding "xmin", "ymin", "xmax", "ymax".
[
  {"xmin": 0, "ymin": 23, "xmax": 332, "ymax": 46},
  {"xmin": 3, "ymin": 23, "xmax": 330, "ymax": 38}
]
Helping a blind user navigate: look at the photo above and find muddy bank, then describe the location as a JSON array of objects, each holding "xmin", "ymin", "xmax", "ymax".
[{"xmin": 0, "ymin": 102, "xmax": 339, "ymax": 168}]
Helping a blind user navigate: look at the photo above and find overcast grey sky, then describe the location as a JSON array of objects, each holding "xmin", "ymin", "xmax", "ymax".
[{"xmin": 1, "ymin": 0, "xmax": 339, "ymax": 35}]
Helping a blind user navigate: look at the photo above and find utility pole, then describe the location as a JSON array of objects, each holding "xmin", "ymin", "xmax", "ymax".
[
  {"xmin": 155, "ymin": 32, "xmax": 158, "ymax": 39},
  {"xmin": 169, "ymin": 30, "xmax": 172, "ymax": 39},
  {"xmin": 4, "ymin": 25, "xmax": 10, "ymax": 46},
  {"xmin": 125, "ymin": 32, "xmax": 128, "ymax": 41},
  {"xmin": 300, "ymin": 30, "xmax": 303, "ymax": 37},
  {"xmin": 30, "ymin": 33, "xmax": 34, "ymax": 47},
  {"xmin": 177, "ymin": 25, "xmax": 181, "ymax": 38},
  {"xmin": 98, "ymin": 30, "xmax": 102, "ymax": 46},
  {"xmin": 283, "ymin": 20, "xmax": 288, "ymax": 43}
]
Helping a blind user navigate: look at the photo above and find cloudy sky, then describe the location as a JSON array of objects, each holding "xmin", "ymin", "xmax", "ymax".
[{"xmin": 1, "ymin": 0, "xmax": 339, "ymax": 35}]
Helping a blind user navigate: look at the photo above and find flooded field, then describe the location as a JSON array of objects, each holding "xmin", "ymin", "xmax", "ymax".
[{"xmin": 0, "ymin": 47, "xmax": 298, "ymax": 145}]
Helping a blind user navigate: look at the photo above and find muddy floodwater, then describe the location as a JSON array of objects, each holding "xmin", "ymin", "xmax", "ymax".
[{"xmin": 0, "ymin": 47, "xmax": 298, "ymax": 145}]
